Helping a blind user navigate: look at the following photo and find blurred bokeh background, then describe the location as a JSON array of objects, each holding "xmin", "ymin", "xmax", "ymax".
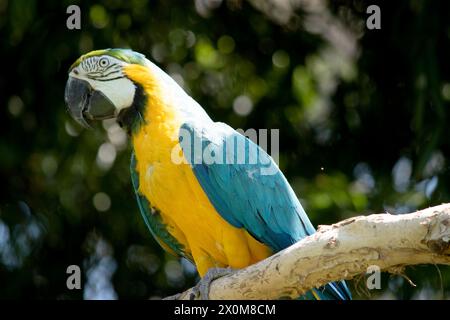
[{"xmin": 0, "ymin": 0, "xmax": 449, "ymax": 299}]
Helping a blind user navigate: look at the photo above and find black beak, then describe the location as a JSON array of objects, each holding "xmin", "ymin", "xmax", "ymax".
[{"xmin": 64, "ymin": 77, "xmax": 116, "ymax": 128}]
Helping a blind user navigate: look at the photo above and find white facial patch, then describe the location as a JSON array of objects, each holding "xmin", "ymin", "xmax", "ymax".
[
  {"xmin": 69, "ymin": 55, "xmax": 136, "ymax": 113},
  {"xmin": 88, "ymin": 77, "xmax": 136, "ymax": 113}
]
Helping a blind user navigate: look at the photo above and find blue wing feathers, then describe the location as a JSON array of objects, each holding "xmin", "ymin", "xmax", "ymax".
[
  {"xmin": 179, "ymin": 121, "xmax": 315, "ymax": 250},
  {"xmin": 179, "ymin": 121, "xmax": 352, "ymax": 300}
]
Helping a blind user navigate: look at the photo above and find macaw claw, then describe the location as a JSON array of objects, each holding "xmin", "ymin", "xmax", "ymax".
[{"xmin": 191, "ymin": 267, "xmax": 235, "ymax": 300}]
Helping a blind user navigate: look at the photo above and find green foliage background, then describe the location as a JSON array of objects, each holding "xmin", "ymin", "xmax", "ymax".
[{"xmin": 0, "ymin": 0, "xmax": 449, "ymax": 299}]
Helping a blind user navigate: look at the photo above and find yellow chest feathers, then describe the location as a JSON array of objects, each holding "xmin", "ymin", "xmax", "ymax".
[{"xmin": 125, "ymin": 63, "xmax": 272, "ymax": 275}]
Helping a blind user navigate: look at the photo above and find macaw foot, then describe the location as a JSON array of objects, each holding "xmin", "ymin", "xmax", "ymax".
[{"xmin": 191, "ymin": 267, "xmax": 235, "ymax": 300}]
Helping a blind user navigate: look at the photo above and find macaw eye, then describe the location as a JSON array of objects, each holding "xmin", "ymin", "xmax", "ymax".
[{"xmin": 99, "ymin": 58, "xmax": 109, "ymax": 67}]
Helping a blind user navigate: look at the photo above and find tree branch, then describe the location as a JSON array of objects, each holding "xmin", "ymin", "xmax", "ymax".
[{"xmin": 167, "ymin": 203, "xmax": 450, "ymax": 300}]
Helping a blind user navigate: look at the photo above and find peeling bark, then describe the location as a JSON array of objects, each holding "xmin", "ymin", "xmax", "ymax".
[{"xmin": 167, "ymin": 204, "xmax": 450, "ymax": 300}]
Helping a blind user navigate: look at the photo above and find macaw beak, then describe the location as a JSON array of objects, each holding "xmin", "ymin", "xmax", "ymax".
[{"xmin": 64, "ymin": 77, "xmax": 116, "ymax": 128}]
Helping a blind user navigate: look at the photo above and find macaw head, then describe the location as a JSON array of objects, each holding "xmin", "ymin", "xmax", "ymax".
[{"xmin": 65, "ymin": 48, "xmax": 147, "ymax": 128}]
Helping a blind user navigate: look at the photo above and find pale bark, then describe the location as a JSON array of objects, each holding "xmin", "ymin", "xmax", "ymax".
[{"xmin": 168, "ymin": 204, "xmax": 450, "ymax": 300}]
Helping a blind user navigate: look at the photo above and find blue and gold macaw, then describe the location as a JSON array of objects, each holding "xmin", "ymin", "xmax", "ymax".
[{"xmin": 65, "ymin": 48, "xmax": 351, "ymax": 300}]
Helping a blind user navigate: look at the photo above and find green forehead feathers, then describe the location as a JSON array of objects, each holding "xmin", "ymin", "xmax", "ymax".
[{"xmin": 70, "ymin": 48, "xmax": 147, "ymax": 71}]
